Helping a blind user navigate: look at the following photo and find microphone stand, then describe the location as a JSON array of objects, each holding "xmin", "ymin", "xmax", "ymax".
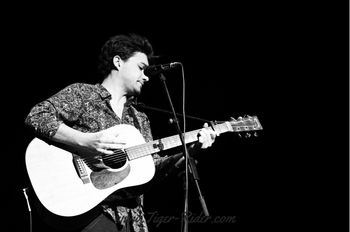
[
  {"xmin": 157, "ymin": 73, "xmax": 209, "ymax": 232},
  {"xmin": 22, "ymin": 187, "xmax": 32, "ymax": 232}
]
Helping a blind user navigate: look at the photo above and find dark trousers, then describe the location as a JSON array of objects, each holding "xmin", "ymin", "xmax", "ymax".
[{"xmin": 81, "ymin": 213, "xmax": 131, "ymax": 232}]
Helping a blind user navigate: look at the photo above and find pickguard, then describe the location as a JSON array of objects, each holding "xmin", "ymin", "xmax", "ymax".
[{"xmin": 90, "ymin": 164, "xmax": 131, "ymax": 189}]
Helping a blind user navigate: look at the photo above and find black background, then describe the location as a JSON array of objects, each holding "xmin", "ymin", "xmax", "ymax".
[{"xmin": 1, "ymin": 2, "xmax": 348, "ymax": 232}]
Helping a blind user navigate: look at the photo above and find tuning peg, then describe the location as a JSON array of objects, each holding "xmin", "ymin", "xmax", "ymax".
[
  {"xmin": 237, "ymin": 133, "xmax": 242, "ymax": 138},
  {"xmin": 254, "ymin": 132, "xmax": 258, "ymax": 137},
  {"xmin": 230, "ymin": 117, "xmax": 237, "ymax": 122},
  {"xmin": 245, "ymin": 133, "xmax": 251, "ymax": 138}
]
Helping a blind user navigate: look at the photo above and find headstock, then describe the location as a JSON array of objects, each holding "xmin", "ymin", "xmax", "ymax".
[{"xmin": 227, "ymin": 115, "xmax": 263, "ymax": 138}]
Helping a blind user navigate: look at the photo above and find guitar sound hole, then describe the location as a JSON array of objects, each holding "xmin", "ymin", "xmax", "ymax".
[{"xmin": 103, "ymin": 149, "xmax": 128, "ymax": 169}]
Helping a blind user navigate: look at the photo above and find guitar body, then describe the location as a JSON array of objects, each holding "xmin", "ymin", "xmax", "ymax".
[
  {"xmin": 27, "ymin": 189, "xmax": 102, "ymax": 231},
  {"xmin": 25, "ymin": 125, "xmax": 155, "ymax": 220}
]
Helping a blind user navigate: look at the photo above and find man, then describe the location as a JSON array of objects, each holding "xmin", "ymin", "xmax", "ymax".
[{"xmin": 25, "ymin": 33, "xmax": 216, "ymax": 232}]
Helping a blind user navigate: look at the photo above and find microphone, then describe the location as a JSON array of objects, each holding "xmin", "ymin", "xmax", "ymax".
[{"xmin": 144, "ymin": 62, "xmax": 181, "ymax": 76}]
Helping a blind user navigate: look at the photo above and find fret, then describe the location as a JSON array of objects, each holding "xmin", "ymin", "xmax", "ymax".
[{"xmin": 213, "ymin": 123, "xmax": 230, "ymax": 134}]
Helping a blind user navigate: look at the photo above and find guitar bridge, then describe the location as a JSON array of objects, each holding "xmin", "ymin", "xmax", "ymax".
[{"xmin": 73, "ymin": 154, "xmax": 90, "ymax": 184}]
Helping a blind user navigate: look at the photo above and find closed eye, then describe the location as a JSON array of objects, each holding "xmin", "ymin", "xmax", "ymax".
[{"xmin": 139, "ymin": 62, "xmax": 148, "ymax": 71}]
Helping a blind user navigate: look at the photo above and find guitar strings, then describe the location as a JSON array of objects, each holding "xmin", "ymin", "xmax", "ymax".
[
  {"xmin": 82, "ymin": 127, "xmax": 221, "ymax": 166},
  {"xmin": 83, "ymin": 146, "xmax": 150, "ymax": 166},
  {"xmin": 82, "ymin": 151, "xmax": 122, "ymax": 163},
  {"xmin": 83, "ymin": 125, "xmax": 254, "ymax": 166},
  {"xmin": 83, "ymin": 151, "xmax": 127, "ymax": 165},
  {"xmin": 82, "ymin": 121, "xmax": 259, "ymax": 166},
  {"xmin": 83, "ymin": 126, "xmax": 215, "ymax": 165},
  {"xmin": 90, "ymin": 131, "xmax": 198, "ymax": 165}
]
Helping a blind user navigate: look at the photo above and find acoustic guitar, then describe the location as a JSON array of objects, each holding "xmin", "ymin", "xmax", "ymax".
[{"xmin": 25, "ymin": 116, "xmax": 262, "ymax": 229}]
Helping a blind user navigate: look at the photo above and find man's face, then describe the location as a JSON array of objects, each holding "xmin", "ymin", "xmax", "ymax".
[{"xmin": 118, "ymin": 52, "xmax": 150, "ymax": 96}]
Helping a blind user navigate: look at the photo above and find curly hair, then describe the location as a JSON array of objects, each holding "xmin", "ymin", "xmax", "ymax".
[{"xmin": 97, "ymin": 33, "xmax": 154, "ymax": 79}]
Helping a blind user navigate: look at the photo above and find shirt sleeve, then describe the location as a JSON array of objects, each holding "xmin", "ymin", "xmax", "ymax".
[{"xmin": 24, "ymin": 83, "xmax": 84, "ymax": 138}]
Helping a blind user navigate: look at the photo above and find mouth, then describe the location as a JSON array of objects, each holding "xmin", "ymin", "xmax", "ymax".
[{"xmin": 137, "ymin": 81, "xmax": 144, "ymax": 88}]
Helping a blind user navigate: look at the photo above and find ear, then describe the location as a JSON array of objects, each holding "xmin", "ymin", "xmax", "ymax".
[{"xmin": 112, "ymin": 55, "xmax": 122, "ymax": 70}]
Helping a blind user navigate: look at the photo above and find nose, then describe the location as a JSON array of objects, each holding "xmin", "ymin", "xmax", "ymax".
[{"xmin": 142, "ymin": 72, "xmax": 150, "ymax": 82}]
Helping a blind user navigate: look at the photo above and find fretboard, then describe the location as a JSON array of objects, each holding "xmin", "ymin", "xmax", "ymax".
[{"xmin": 125, "ymin": 122, "xmax": 232, "ymax": 160}]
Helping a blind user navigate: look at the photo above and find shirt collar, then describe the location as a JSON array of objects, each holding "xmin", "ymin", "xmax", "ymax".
[
  {"xmin": 95, "ymin": 83, "xmax": 137, "ymax": 106},
  {"xmin": 95, "ymin": 83, "xmax": 111, "ymax": 99}
]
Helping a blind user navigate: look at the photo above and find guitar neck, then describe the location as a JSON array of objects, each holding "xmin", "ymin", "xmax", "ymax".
[{"xmin": 126, "ymin": 122, "xmax": 232, "ymax": 160}]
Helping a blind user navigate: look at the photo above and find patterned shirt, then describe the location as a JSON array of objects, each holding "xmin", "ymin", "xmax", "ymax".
[{"xmin": 25, "ymin": 83, "xmax": 173, "ymax": 232}]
